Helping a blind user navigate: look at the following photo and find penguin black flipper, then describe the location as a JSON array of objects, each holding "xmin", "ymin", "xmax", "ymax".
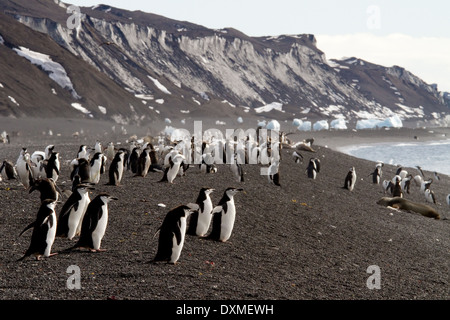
[
  {"xmin": 206, "ymin": 206, "xmax": 224, "ymax": 240},
  {"xmin": 18, "ymin": 221, "xmax": 36, "ymax": 238},
  {"xmin": 158, "ymin": 167, "xmax": 169, "ymax": 182},
  {"xmin": 17, "ymin": 214, "xmax": 54, "ymax": 261}
]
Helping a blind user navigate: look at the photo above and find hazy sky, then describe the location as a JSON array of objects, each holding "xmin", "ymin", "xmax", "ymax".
[{"xmin": 68, "ymin": 0, "xmax": 450, "ymax": 92}]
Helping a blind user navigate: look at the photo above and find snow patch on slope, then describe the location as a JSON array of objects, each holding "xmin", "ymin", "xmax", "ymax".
[{"xmin": 13, "ymin": 46, "xmax": 81, "ymax": 99}]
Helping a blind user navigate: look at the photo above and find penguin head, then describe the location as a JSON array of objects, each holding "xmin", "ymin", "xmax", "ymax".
[
  {"xmin": 98, "ymin": 193, "xmax": 118, "ymax": 203},
  {"xmin": 76, "ymin": 183, "xmax": 95, "ymax": 193},
  {"xmin": 225, "ymin": 187, "xmax": 244, "ymax": 197}
]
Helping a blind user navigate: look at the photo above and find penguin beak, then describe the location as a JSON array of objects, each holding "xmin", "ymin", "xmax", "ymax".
[{"xmin": 110, "ymin": 196, "xmax": 119, "ymax": 201}]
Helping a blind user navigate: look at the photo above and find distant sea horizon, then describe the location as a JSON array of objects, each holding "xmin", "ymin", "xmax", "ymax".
[{"xmin": 338, "ymin": 138, "xmax": 450, "ymax": 176}]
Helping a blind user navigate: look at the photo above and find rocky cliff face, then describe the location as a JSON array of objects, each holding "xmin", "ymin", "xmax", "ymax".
[{"xmin": 0, "ymin": 0, "xmax": 448, "ymax": 127}]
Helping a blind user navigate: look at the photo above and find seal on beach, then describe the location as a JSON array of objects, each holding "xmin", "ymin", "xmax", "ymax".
[
  {"xmin": 152, "ymin": 204, "xmax": 199, "ymax": 264},
  {"xmin": 376, "ymin": 197, "xmax": 440, "ymax": 219},
  {"xmin": 207, "ymin": 187, "xmax": 243, "ymax": 242},
  {"xmin": 343, "ymin": 167, "xmax": 356, "ymax": 191},
  {"xmin": 56, "ymin": 183, "xmax": 94, "ymax": 240},
  {"xmin": 187, "ymin": 188, "xmax": 214, "ymax": 237},
  {"xmin": 17, "ymin": 199, "xmax": 58, "ymax": 261},
  {"xmin": 66, "ymin": 193, "xmax": 118, "ymax": 252},
  {"xmin": 107, "ymin": 150, "xmax": 125, "ymax": 186}
]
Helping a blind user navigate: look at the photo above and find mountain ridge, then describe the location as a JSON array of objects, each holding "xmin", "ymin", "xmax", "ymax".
[{"xmin": 0, "ymin": 0, "xmax": 448, "ymax": 128}]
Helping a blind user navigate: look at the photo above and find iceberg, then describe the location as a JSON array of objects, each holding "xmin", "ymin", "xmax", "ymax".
[
  {"xmin": 266, "ymin": 119, "xmax": 281, "ymax": 131},
  {"xmin": 297, "ymin": 121, "xmax": 312, "ymax": 131},
  {"xmin": 330, "ymin": 118, "xmax": 348, "ymax": 130},
  {"xmin": 356, "ymin": 115, "xmax": 403, "ymax": 129},
  {"xmin": 313, "ymin": 120, "xmax": 329, "ymax": 131},
  {"xmin": 292, "ymin": 118, "xmax": 303, "ymax": 127}
]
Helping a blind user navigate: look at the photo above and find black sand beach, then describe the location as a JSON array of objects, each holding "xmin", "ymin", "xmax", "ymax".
[{"xmin": 0, "ymin": 117, "xmax": 449, "ymax": 302}]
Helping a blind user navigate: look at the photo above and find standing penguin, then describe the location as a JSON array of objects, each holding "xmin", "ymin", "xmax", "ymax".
[
  {"xmin": 45, "ymin": 152, "xmax": 60, "ymax": 182},
  {"xmin": 107, "ymin": 150, "xmax": 125, "ymax": 186},
  {"xmin": 424, "ymin": 189, "xmax": 436, "ymax": 204},
  {"xmin": 187, "ymin": 188, "xmax": 215, "ymax": 237},
  {"xmin": 369, "ymin": 163, "xmax": 383, "ymax": 184},
  {"xmin": 56, "ymin": 183, "xmax": 94, "ymax": 240},
  {"xmin": 230, "ymin": 154, "xmax": 244, "ymax": 183},
  {"xmin": 164, "ymin": 154, "xmax": 185, "ymax": 183},
  {"xmin": 129, "ymin": 147, "xmax": 140, "ymax": 174},
  {"xmin": 77, "ymin": 145, "xmax": 89, "ymax": 160},
  {"xmin": 152, "ymin": 204, "xmax": 199, "ymax": 264},
  {"xmin": 401, "ymin": 174, "xmax": 413, "ymax": 194},
  {"xmin": 66, "ymin": 193, "xmax": 118, "ymax": 252},
  {"xmin": 306, "ymin": 158, "xmax": 320, "ymax": 179},
  {"xmin": 292, "ymin": 151, "xmax": 303, "ymax": 164},
  {"xmin": 70, "ymin": 158, "xmax": 91, "ymax": 183},
  {"xmin": 16, "ymin": 148, "xmax": 34, "ymax": 189},
  {"xmin": 29, "ymin": 178, "xmax": 59, "ymax": 203},
  {"xmin": 344, "ymin": 167, "xmax": 357, "ymax": 191},
  {"xmin": 392, "ymin": 176, "xmax": 403, "ymax": 198},
  {"xmin": 106, "ymin": 142, "xmax": 116, "ymax": 162},
  {"xmin": 89, "ymin": 152, "xmax": 106, "ymax": 184},
  {"xmin": 420, "ymin": 179, "xmax": 433, "ymax": 194},
  {"xmin": 267, "ymin": 160, "xmax": 280, "ymax": 186},
  {"xmin": 17, "ymin": 199, "xmax": 58, "ymax": 261},
  {"xmin": 0, "ymin": 160, "xmax": 17, "ymax": 180},
  {"xmin": 135, "ymin": 147, "xmax": 151, "ymax": 178},
  {"xmin": 207, "ymin": 187, "xmax": 243, "ymax": 242}
]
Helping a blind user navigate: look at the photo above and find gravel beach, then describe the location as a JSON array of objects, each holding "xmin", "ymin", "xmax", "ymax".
[{"xmin": 0, "ymin": 117, "xmax": 448, "ymax": 303}]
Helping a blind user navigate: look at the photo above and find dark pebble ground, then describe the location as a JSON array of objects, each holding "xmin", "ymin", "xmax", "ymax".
[{"xmin": 0, "ymin": 118, "xmax": 448, "ymax": 302}]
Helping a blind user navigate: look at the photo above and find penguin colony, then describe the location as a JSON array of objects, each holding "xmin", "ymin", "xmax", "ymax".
[{"xmin": 3, "ymin": 127, "xmax": 447, "ymax": 264}]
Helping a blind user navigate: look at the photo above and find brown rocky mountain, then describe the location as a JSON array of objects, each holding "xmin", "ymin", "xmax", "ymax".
[{"xmin": 0, "ymin": 0, "xmax": 448, "ymax": 128}]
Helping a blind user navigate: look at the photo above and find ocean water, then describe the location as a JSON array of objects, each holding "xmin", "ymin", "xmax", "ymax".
[{"xmin": 339, "ymin": 139, "xmax": 450, "ymax": 176}]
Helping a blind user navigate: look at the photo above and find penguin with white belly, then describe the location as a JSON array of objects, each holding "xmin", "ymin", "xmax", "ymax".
[
  {"xmin": 152, "ymin": 203, "xmax": 199, "ymax": 264},
  {"xmin": 64, "ymin": 193, "xmax": 118, "ymax": 252},
  {"xmin": 107, "ymin": 150, "xmax": 125, "ymax": 186},
  {"xmin": 56, "ymin": 183, "xmax": 94, "ymax": 240},
  {"xmin": 187, "ymin": 188, "xmax": 215, "ymax": 237},
  {"xmin": 17, "ymin": 199, "xmax": 58, "ymax": 261},
  {"xmin": 207, "ymin": 187, "xmax": 243, "ymax": 242}
]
